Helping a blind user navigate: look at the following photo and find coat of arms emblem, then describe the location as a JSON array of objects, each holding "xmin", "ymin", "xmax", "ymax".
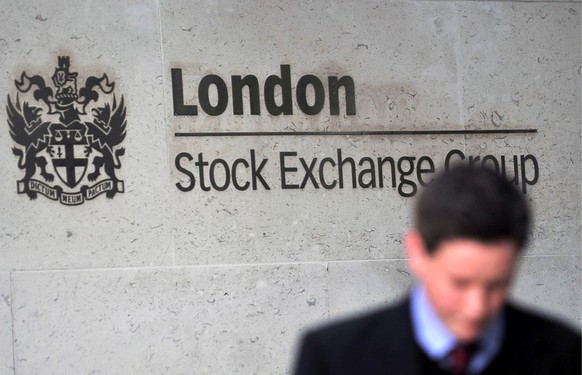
[{"xmin": 6, "ymin": 56, "xmax": 126, "ymax": 205}]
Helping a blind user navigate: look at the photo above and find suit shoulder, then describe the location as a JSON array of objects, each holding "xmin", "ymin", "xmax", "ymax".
[
  {"xmin": 503, "ymin": 303, "xmax": 581, "ymax": 373},
  {"xmin": 294, "ymin": 300, "xmax": 413, "ymax": 374},
  {"xmin": 506, "ymin": 302, "xmax": 581, "ymax": 350},
  {"xmin": 302, "ymin": 300, "xmax": 409, "ymax": 349},
  {"xmin": 507, "ymin": 303, "xmax": 580, "ymax": 338}
]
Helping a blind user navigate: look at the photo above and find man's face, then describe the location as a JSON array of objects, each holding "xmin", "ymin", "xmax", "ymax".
[{"xmin": 407, "ymin": 233, "xmax": 518, "ymax": 342}]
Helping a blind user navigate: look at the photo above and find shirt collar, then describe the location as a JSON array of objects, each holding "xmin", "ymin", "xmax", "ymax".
[
  {"xmin": 411, "ymin": 285, "xmax": 456, "ymax": 359},
  {"xmin": 410, "ymin": 285, "xmax": 505, "ymax": 374}
]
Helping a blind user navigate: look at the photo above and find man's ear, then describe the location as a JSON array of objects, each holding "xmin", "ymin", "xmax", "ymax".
[{"xmin": 405, "ymin": 230, "xmax": 428, "ymax": 277}]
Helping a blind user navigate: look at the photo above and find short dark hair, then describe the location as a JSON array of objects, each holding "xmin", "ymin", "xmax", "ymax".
[{"xmin": 415, "ymin": 165, "xmax": 530, "ymax": 252}]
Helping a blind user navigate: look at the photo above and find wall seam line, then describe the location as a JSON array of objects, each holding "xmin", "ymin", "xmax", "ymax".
[
  {"xmin": 5, "ymin": 254, "xmax": 578, "ymax": 274},
  {"xmin": 155, "ymin": 0, "xmax": 177, "ymax": 268},
  {"xmin": 9, "ymin": 272, "xmax": 16, "ymax": 375},
  {"xmin": 323, "ymin": 262, "xmax": 332, "ymax": 323},
  {"xmin": 428, "ymin": 1, "xmax": 581, "ymax": 4},
  {"xmin": 455, "ymin": 1, "xmax": 465, "ymax": 131}
]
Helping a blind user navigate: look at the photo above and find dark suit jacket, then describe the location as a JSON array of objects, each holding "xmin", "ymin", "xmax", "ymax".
[{"xmin": 293, "ymin": 299, "xmax": 581, "ymax": 375}]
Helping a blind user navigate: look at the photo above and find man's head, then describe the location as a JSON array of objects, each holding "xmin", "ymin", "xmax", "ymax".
[{"xmin": 406, "ymin": 165, "xmax": 530, "ymax": 342}]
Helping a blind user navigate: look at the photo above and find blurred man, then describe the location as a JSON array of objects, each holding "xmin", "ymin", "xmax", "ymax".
[{"xmin": 294, "ymin": 165, "xmax": 580, "ymax": 375}]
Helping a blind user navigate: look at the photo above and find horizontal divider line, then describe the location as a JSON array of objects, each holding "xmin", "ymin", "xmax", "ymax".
[{"xmin": 175, "ymin": 129, "xmax": 537, "ymax": 137}]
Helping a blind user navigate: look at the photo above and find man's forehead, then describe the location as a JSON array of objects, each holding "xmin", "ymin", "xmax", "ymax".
[
  {"xmin": 429, "ymin": 239, "xmax": 519, "ymax": 272},
  {"xmin": 430, "ymin": 238, "xmax": 520, "ymax": 256}
]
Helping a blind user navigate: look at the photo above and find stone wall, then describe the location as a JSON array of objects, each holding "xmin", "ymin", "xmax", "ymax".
[{"xmin": 0, "ymin": 1, "xmax": 580, "ymax": 373}]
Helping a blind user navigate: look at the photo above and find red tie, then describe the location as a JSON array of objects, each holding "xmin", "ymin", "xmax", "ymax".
[{"xmin": 450, "ymin": 342, "xmax": 478, "ymax": 375}]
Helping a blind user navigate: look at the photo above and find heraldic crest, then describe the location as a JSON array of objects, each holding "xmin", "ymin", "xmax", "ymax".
[{"xmin": 7, "ymin": 56, "xmax": 126, "ymax": 205}]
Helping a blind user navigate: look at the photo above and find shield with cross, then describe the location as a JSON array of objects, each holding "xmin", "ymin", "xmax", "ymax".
[{"xmin": 49, "ymin": 121, "xmax": 89, "ymax": 188}]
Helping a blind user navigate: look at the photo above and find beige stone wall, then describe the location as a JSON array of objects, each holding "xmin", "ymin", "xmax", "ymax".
[{"xmin": 0, "ymin": 1, "xmax": 580, "ymax": 373}]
